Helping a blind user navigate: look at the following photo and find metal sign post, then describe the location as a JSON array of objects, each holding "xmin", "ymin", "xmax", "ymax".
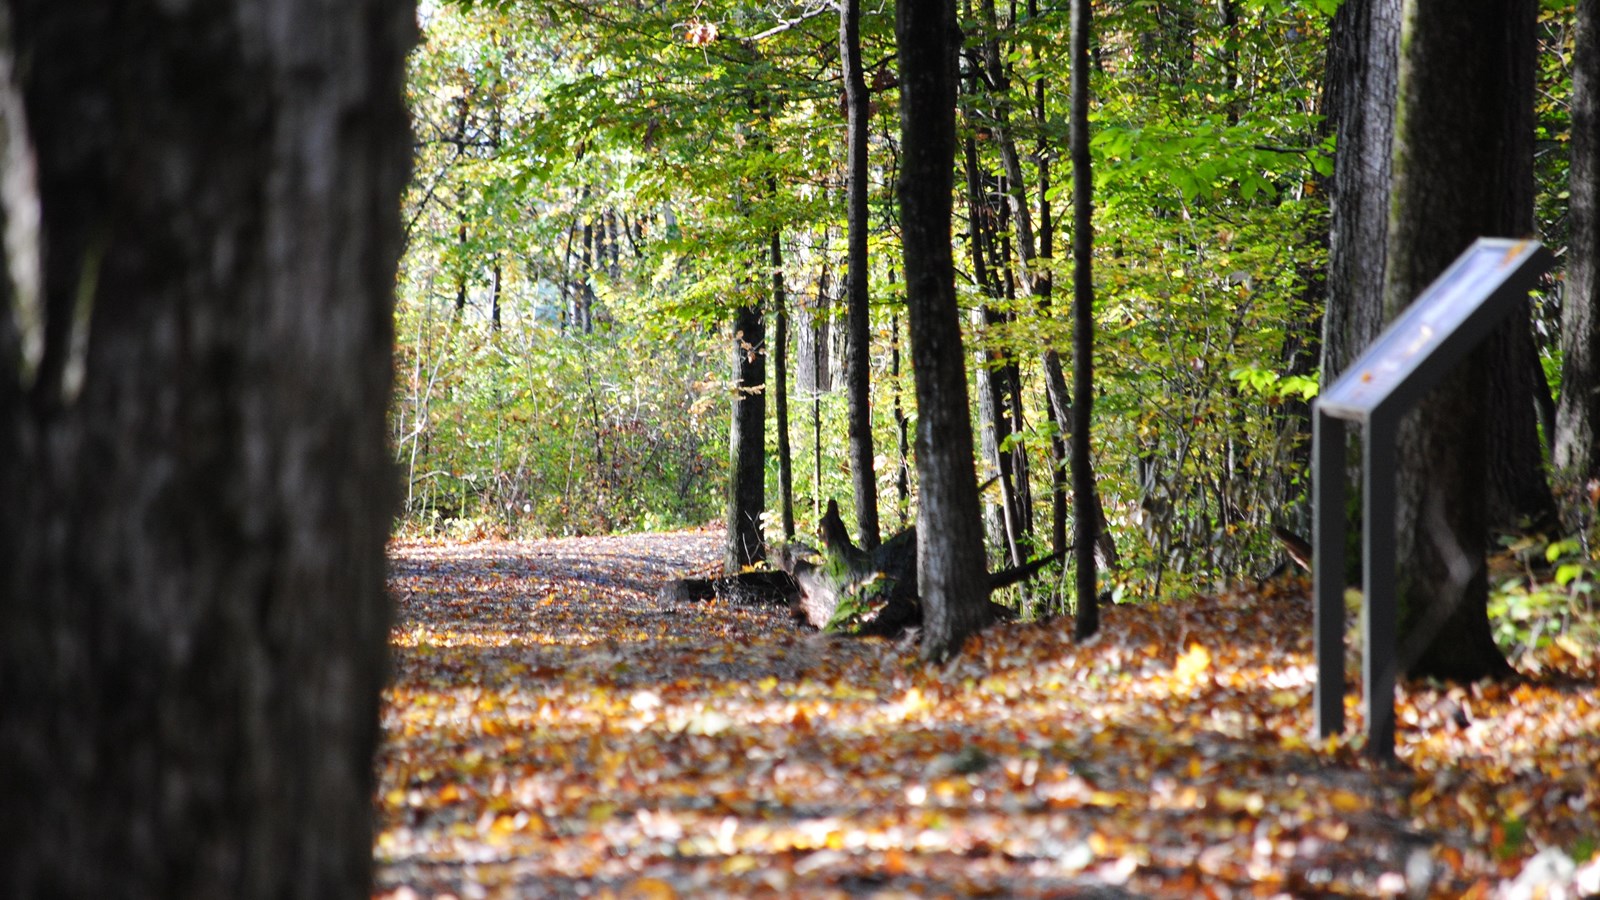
[{"xmin": 1313, "ymin": 238, "xmax": 1554, "ymax": 760}]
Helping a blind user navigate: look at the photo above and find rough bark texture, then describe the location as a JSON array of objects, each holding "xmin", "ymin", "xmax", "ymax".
[
  {"xmin": 896, "ymin": 0, "xmax": 993, "ymax": 662},
  {"xmin": 842, "ymin": 0, "xmax": 880, "ymax": 551},
  {"xmin": 1481, "ymin": 0, "xmax": 1557, "ymax": 533},
  {"xmin": 726, "ymin": 297, "xmax": 767, "ymax": 571},
  {"xmin": 1322, "ymin": 0, "xmax": 1400, "ymax": 380},
  {"xmin": 1383, "ymin": 0, "xmax": 1518, "ymax": 681},
  {"xmin": 1557, "ymin": 0, "xmax": 1600, "ymax": 483},
  {"xmin": 0, "ymin": 1, "xmax": 413, "ymax": 896}
]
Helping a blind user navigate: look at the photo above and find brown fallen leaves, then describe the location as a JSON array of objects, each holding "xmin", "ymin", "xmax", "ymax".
[{"xmin": 374, "ymin": 532, "xmax": 1600, "ymax": 899}]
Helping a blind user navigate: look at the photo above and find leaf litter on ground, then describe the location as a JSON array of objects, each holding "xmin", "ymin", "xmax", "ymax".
[{"xmin": 374, "ymin": 531, "xmax": 1600, "ymax": 899}]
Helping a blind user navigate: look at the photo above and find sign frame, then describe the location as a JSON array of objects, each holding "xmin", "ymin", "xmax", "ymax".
[{"xmin": 1312, "ymin": 237, "xmax": 1554, "ymax": 760}]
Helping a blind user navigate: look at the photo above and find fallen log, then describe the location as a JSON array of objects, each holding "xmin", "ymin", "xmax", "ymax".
[
  {"xmin": 656, "ymin": 569, "xmax": 799, "ymax": 607},
  {"xmin": 774, "ymin": 500, "xmax": 1059, "ymax": 636}
]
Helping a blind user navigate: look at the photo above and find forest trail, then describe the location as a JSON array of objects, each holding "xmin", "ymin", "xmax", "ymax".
[{"xmin": 375, "ymin": 533, "xmax": 1600, "ymax": 900}]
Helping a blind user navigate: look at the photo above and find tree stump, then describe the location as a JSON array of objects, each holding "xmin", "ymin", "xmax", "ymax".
[{"xmin": 773, "ymin": 500, "xmax": 1054, "ymax": 637}]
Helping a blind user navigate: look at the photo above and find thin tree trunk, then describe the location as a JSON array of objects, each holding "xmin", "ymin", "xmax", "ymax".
[
  {"xmin": 898, "ymin": 0, "xmax": 992, "ymax": 662},
  {"xmin": 490, "ymin": 255, "xmax": 502, "ymax": 332},
  {"xmin": 0, "ymin": 1, "xmax": 413, "ymax": 895},
  {"xmin": 772, "ymin": 230, "xmax": 796, "ymax": 540},
  {"xmin": 455, "ymin": 212, "xmax": 469, "ymax": 317},
  {"xmin": 1030, "ymin": 0, "xmax": 1069, "ymax": 556},
  {"xmin": 891, "ymin": 310, "xmax": 911, "ymax": 528},
  {"xmin": 1069, "ymin": 0, "xmax": 1099, "ymax": 639},
  {"xmin": 842, "ymin": 0, "xmax": 881, "ymax": 549}
]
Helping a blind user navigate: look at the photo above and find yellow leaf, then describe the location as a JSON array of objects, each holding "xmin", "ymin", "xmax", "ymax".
[
  {"xmin": 622, "ymin": 877, "xmax": 678, "ymax": 900},
  {"xmin": 1328, "ymin": 789, "xmax": 1365, "ymax": 813},
  {"xmin": 1269, "ymin": 689, "xmax": 1301, "ymax": 708},
  {"xmin": 1174, "ymin": 643, "xmax": 1211, "ymax": 681},
  {"xmin": 1215, "ymin": 787, "xmax": 1265, "ymax": 815}
]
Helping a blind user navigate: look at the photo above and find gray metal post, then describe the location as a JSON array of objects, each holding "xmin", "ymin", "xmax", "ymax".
[
  {"xmin": 1311, "ymin": 239, "xmax": 1553, "ymax": 760},
  {"xmin": 1362, "ymin": 418, "xmax": 1397, "ymax": 761},
  {"xmin": 1312, "ymin": 410, "xmax": 1346, "ymax": 738}
]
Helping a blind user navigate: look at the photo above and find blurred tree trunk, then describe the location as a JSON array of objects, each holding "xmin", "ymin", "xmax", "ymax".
[
  {"xmin": 1480, "ymin": 0, "xmax": 1557, "ymax": 534},
  {"xmin": 0, "ymin": 1, "xmax": 413, "ymax": 896},
  {"xmin": 1557, "ymin": 0, "xmax": 1600, "ymax": 485},
  {"xmin": 1383, "ymin": 0, "xmax": 1522, "ymax": 681},
  {"xmin": 897, "ymin": 0, "xmax": 992, "ymax": 662}
]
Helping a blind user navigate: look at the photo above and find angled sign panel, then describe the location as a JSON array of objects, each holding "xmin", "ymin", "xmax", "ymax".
[{"xmin": 1319, "ymin": 238, "xmax": 1554, "ymax": 422}]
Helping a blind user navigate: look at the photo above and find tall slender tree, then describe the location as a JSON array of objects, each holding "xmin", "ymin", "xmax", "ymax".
[
  {"xmin": 772, "ymin": 229, "xmax": 796, "ymax": 541},
  {"xmin": 0, "ymin": 0, "xmax": 413, "ymax": 895},
  {"xmin": 842, "ymin": 0, "xmax": 881, "ymax": 549},
  {"xmin": 1069, "ymin": 0, "xmax": 1099, "ymax": 638},
  {"xmin": 897, "ymin": 0, "xmax": 992, "ymax": 662}
]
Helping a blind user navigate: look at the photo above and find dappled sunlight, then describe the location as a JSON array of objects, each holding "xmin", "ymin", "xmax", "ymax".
[{"xmin": 375, "ymin": 536, "xmax": 1600, "ymax": 898}]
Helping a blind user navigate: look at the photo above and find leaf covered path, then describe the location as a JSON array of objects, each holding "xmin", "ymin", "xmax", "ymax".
[{"xmin": 375, "ymin": 533, "xmax": 1600, "ymax": 899}]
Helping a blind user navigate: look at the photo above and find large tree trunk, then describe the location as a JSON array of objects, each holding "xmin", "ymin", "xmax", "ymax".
[
  {"xmin": 1482, "ymin": 0, "xmax": 1558, "ymax": 533},
  {"xmin": 842, "ymin": 0, "xmax": 881, "ymax": 550},
  {"xmin": 0, "ymin": 1, "xmax": 413, "ymax": 896},
  {"xmin": 1383, "ymin": 0, "xmax": 1521, "ymax": 681},
  {"xmin": 1557, "ymin": 0, "xmax": 1600, "ymax": 484},
  {"xmin": 1322, "ymin": 0, "xmax": 1401, "ymax": 380},
  {"xmin": 897, "ymin": 0, "xmax": 993, "ymax": 662}
]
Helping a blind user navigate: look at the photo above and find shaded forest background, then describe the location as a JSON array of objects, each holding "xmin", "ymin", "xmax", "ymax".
[{"xmin": 395, "ymin": 0, "xmax": 1589, "ymax": 611}]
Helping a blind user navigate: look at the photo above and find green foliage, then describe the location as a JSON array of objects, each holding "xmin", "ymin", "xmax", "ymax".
[
  {"xmin": 400, "ymin": 0, "xmax": 1585, "ymax": 644},
  {"xmin": 1488, "ymin": 535, "xmax": 1600, "ymax": 670},
  {"xmin": 393, "ymin": 296, "xmax": 726, "ymax": 536}
]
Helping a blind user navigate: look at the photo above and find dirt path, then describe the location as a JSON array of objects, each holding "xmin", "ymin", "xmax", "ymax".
[{"xmin": 375, "ymin": 533, "xmax": 1600, "ymax": 899}]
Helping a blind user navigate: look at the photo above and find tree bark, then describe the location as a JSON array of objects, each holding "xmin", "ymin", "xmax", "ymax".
[
  {"xmin": 1557, "ymin": 0, "xmax": 1600, "ymax": 484},
  {"xmin": 897, "ymin": 0, "xmax": 992, "ymax": 662},
  {"xmin": 1322, "ymin": 0, "xmax": 1401, "ymax": 381},
  {"xmin": 726, "ymin": 292, "xmax": 767, "ymax": 571},
  {"xmin": 0, "ymin": 1, "xmax": 413, "ymax": 896},
  {"xmin": 1481, "ymin": 0, "xmax": 1557, "ymax": 533},
  {"xmin": 1383, "ymin": 0, "xmax": 1520, "ymax": 681},
  {"xmin": 1069, "ymin": 0, "xmax": 1099, "ymax": 639},
  {"xmin": 842, "ymin": 0, "xmax": 881, "ymax": 550},
  {"xmin": 772, "ymin": 230, "xmax": 796, "ymax": 541}
]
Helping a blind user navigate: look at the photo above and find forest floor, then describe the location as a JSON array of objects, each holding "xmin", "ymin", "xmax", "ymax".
[{"xmin": 372, "ymin": 531, "xmax": 1600, "ymax": 900}]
